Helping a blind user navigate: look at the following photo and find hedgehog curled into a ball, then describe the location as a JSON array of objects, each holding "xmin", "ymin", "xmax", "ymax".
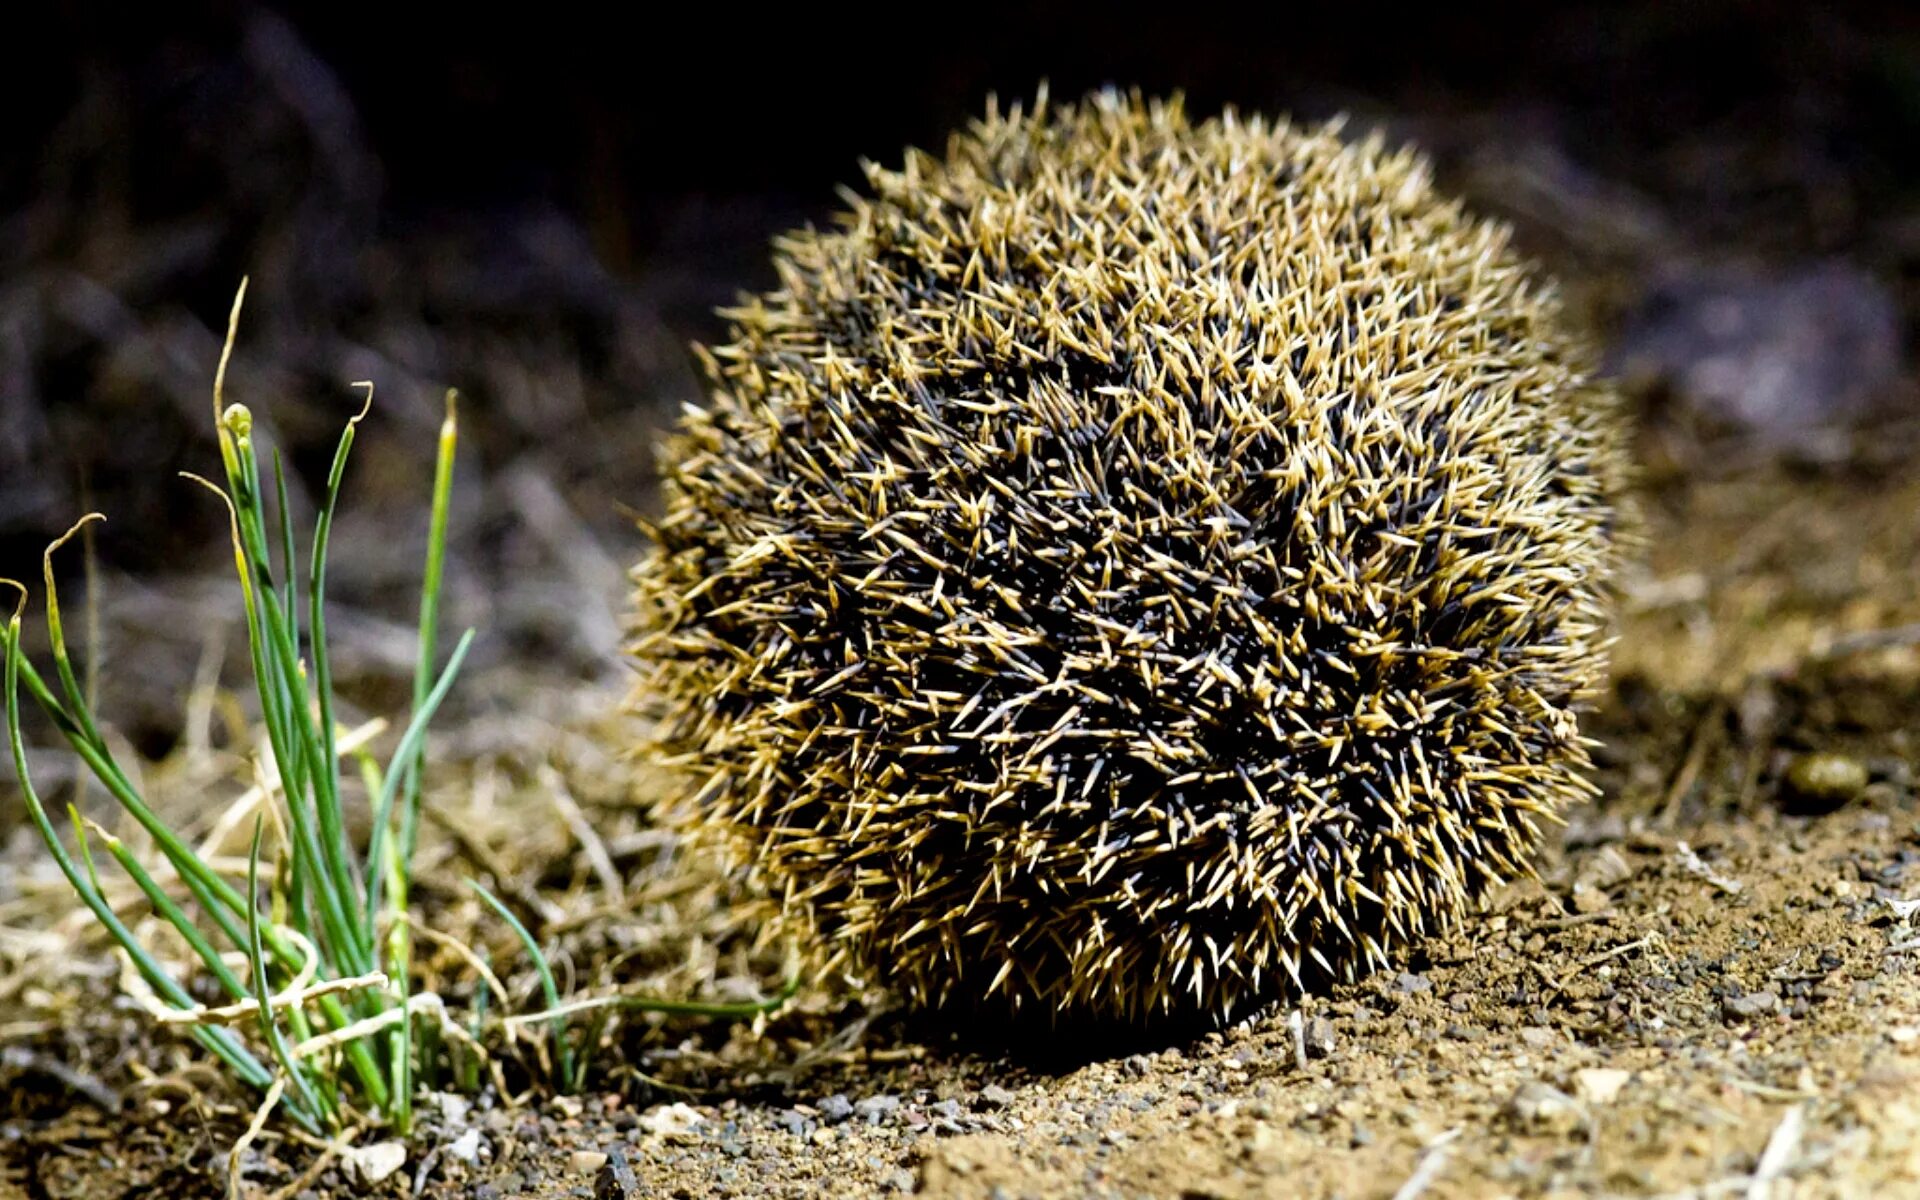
[{"xmin": 629, "ymin": 89, "xmax": 1628, "ymax": 1024}]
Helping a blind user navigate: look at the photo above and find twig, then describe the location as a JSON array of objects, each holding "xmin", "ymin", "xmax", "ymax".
[
  {"xmin": 1659, "ymin": 698, "xmax": 1726, "ymax": 826},
  {"xmin": 228, "ymin": 1076, "xmax": 285, "ymax": 1200},
  {"xmin": 265, "ymin": 1119, "xmax": 369, "ymax": 1200},
  {"xmin": 194, "ymin": 718, "xmax": 387, "ymax": 858},
  {"xmin": 406, "ymin": 917, "xmax": 514, "ymax": 1003},
  {"xmin": 498, "ymin": 975, "xmax": 798, "ymax": 1027},
  {"xmin": 1542, "ymin": 935, "xmax": 1659, "ymax": 1004},
  {"xmin": 541, "ymin": 762, "xmax": 623, "ymax": 903},
  {"xmin": 156, "ymin": 971, "xmax": 389, "ymax": 1027},
  {"xmin": 291, "ymin": 990, "xmax": 484, "ymax": 1062},
  {"xmin": 1746, "ymin": 1104, "xmax": 1805, "ymax": 1200},
  {"xmin": 1676, "ymin": 841, "xmax": 1743, "ymax": 895},
  {"xmin": 1287, "ymin": 1008, "xmax": 1308, "ymax": 1072},
  {"xmin": 1524, "ymin": 909, "xmax": 1619, "ymax": 932},
  {"xmin": 1390, "ymin": 1128, "xmax": 1462, "ymax": 1200}
]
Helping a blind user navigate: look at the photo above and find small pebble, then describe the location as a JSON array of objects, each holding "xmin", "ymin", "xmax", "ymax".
[
  {"xmin": 1783, "ymin": 752, "xmax": 1869, "ymax": 813},
  {"xmin": 444, "ymin": 1128, "xmax": 486, "ymax": 1166},
  {"xmin": 1571, "ymin": 882, "xmax": 1612, "ymax": 914},
  {"xmin": 818, "ymin": 1094, "xmax": 855, "ymax": 1123},
  {"xmin": 343, "ymin": 1142, "xmax": 407, "ymax": 1186},
  {"xmin": 1573, "ymin": 1067, "xmax": 1632, "ymax": 1105},
  {"xmin": 1304, "ymin": 1016, "xmax": 1338, "ymax": 1059},
  {"xmin": 1723, "ymin": 989, "xmax": 1781, "ymax": 1021},
  {"xmin": 977, "ymin": 1084, "xmax": 1016, "ymax": 1110},
  {"xmin": 1506, "ymin": 1082, "xmax": 1585, "ymax": 1136},
  {"xmin": 1393, "ymin": 972, "xmax": 1432, "ymax": 995},
  {"xmin": 855, "ymin": 1094, "xmax": 901, "ymax": 1124},
  {"xmin": 594, "ymin": 1148, "xmax": 639, "ymax": 1200}
]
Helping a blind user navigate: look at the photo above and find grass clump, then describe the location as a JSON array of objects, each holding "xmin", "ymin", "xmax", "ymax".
[
  {"xmin": 2, "ymin": 285, "xmax": 471, "ymax": 1135},
  {"xmin": 4, "ymin": 285, "xmax": 801, "ymax": 1140}
]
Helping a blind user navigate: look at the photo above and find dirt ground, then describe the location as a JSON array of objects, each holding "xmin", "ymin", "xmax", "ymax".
[{"xmin": 4, "ymin": 409, "xmax": 1920, "ymax": 1200}]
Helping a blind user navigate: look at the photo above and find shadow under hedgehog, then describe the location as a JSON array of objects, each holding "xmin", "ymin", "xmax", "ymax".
[{"xmin": 627, "ymin": 88, "xmax": 1630, "ymax": 1026}]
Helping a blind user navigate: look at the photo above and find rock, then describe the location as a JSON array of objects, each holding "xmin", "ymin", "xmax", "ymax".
[
  {"xmin": 638, "ymin": 1101, "xmax": 706, "ymax": 1141},
  {"xmin": 1393, "ymin": 972, "xmax": 1432, "ymax": 995},
  {"xmin": 422, "ymin": 1090, "xmax": 474, "ymax": 1126},
  {"xmin": 1572, "ymin": 1067, "xmax": 1632, "ymax": 1105},
  {"xmin": 1304, "ymin": 1017, "xmax": 1338, "ymax": 1059},
  {"xmin": 1571, "ymin": 882, "xmax": 1612, "ymax": 914},
  {"xmin": 594, "ymin": 1148, "xmax": 640, "ymax": 1200},
  {"xmin": 1505, "ymin": 1082, "xmax": 1585, "ymax": 1136},
  {"xmin": 343, "ymin": 1141, "xmax": 408, "ymax": 1186},
  {"xmin": 444, "ymin": 1128, "xmax": 486, "ymax": 1165},
  {"xmin": 977, "ymin": 1084, "xmax": 1016, "ymax": 1110},
  {"xmin": 1783, "ymin": 753, "xmax": 1869, "ymax": 814},
  {"xmin": 818, "ymin": 1094, "xmax": 855, "ymax": 1123},
  {"xmin": 856, "ymin": 1094, "xmax": 902, "ymax": 1124},
  {"xmin": 570, "ymin": 1150, "xmax": 609, "ymax": 1173},
  {"xmin": 1574, "ymin": 845, "xmax": 1634, "ymax": 894},
  {"xmin": 1723, "ymin": 989, "xmax": 1781, "ymax": 1021}
]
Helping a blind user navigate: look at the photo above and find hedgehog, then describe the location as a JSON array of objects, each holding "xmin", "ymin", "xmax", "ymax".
[{"xmin": 628, "ymin": 89, "xmax": 1628, "ymax": 1024}]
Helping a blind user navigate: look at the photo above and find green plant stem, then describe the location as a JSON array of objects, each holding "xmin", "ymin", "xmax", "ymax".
[
  {"xmin": 4, "ymin": 615, "xmax": 301, "ymax": 1124},
  {"xmin": 2, "ymin": 629, "xmax": 389, "ymax": 1112},
  {"xmin": 308, "ymin": 392, "xmax": 371, "ymax": 941},
  {"xmin": 468, "ymin": 879, "xmax": 574, "ymax": 1091},
  {"xmin": 387, "ymin": 392, "xmax": 457, "ymax": 1131},
  {"xmin": 247, "ymin": 820, "xmax": 330, "ymax": 1126}
]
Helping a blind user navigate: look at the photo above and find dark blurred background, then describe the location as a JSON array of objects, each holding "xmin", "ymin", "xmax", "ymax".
[{"xmin": 2, "ymin": 0, "xmax": 1917, "ymax": 738}]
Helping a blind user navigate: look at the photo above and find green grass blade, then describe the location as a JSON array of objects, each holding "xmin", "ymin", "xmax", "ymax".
[
  {"xmin": 387, "ymin": 391, "xmax": 457, "ymax": 1131},
  {"xmin": 40, "ymin": 516, "xmax": 110, "ymax": 754},
  {"xmin": 76, "ymin": 807, "xmax": 251, "ymax": 1004},
  {"xmin": 4, "ymin": 609, "xmax": 286, "ymax": 1108},
  {"xmin": 308, "ymin": 389, "xmax": 373, "ymax": 924},
  {"xmin": 402, "ymin": 393, "xmax": 458, "ymax": 863},
  {"xmin": 32, "ymin": 490, "xmax": 391, "ymax": 1112},
  {"xmin": 247, "ymin": 820, "xmax": 330, "ymax": 1127},
  {"xmin": 275, "ymin": 433, "xmax": 372, "ymax": 971},
  {"xmin": 272, "ymin": 451, "xmax": 299, "ymax": 651},
  {"xmin": 467, "ymin": 878, "xmax": 574, "ymax": 1091},
  {"xmin": 88, "ymin": 805, "xmax": 326, "ymax": 1070},
  {"xmin": 223, "ymin": 437, "xmax": 369, "ymax": 979},
  {"xmin": 363, "ymin": 628, "xmax": 475, "ymax": 931}
]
